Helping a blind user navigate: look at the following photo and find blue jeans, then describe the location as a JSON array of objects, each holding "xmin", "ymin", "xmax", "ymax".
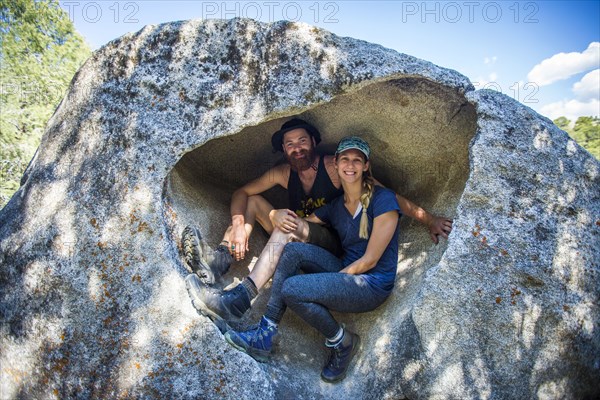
[{"xmin": 264, "ymin": 242, "xmax": 389, "ymax": 338}]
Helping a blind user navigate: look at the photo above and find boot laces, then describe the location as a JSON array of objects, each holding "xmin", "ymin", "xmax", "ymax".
[
  {"xmin": 239, "ymin": 325, "xmax": 265, "ymax": 348},
  {"xmin": 326, "ymin": 346, "xmax": 344, "ymax": 368}
]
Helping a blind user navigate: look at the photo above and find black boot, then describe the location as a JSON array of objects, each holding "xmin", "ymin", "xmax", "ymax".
[
  {"xmin": 185, "ymin": 274, "xmax": 251, "ymax": 325},
  {"xmin": 182, "ymin": 226, "xmax": 232, "ymax": 284},
  {"xmin": 321, "ymin": 329, "xmax": 360, "ymax": 383},
  {"xmin": 204, "ymin": 244, "xmax": 233, "ymax": 279}
]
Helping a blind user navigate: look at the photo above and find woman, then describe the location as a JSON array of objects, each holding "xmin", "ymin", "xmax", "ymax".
[{"xmin": 224, "ymin": 136, "xmax": 401, "ymax": 382}]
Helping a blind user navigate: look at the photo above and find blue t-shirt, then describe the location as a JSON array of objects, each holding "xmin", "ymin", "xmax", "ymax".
[{"xmin": 314, "ymin": 186, "xmax": 401, "ymax": 295}]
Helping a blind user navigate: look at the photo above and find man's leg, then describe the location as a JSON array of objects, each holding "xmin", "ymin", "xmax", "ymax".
[
  {"xmin": 185, "ymin": 195, "xmax": 291, "ymax": 328},
  {"xmin": 223, "ymin": 243, "xmax": 342, "ymax": 361},
  {"xmin": 245, "ymin": 219, "xmax": 342, "ymax": 290},
  {"xmin": 185, "ymin": 218, "xmax": 322, "ymax": 330},
  {"xmin": 185, "ymin": 224, "xmax": 305, "ymax": 327},
  {"xmin": 186, "ymin": 217, "xmax": 344, "ymax": 325},
  {"xmin": 183, "ymin": 195, "xmax": 274, "ymax": 283},
  {"xmin": 246, "ymin": 219, "xmax": 310, "ymax": 289}
]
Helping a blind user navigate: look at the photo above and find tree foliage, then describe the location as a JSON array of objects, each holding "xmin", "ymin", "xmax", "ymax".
[
  {"xmin": 554, "ymin": 116, "xmax": 600, "ymax": 160},
  {"xmin": 0, "ymin": 0, "xmax": 91, "ymax": 208}
]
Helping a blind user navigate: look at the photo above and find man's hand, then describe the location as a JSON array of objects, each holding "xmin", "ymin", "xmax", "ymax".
[
  {"xmin": 269, "ymin": 209, "xmax": 299, "ymax": 233},
  {"xmin": 428, "ymin": 216, "xmax": 453, "ymax": 244},
  {"xmin": 230, "ymin": 224, "xmax": 249, "ymax": 261}
]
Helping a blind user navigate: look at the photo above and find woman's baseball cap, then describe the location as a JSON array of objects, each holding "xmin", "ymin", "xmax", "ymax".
[
  {"xmin": 335, "ymin": 136, "xmax": 370, "ymax": 160},
  {"xmin": 271, "ymin": 118, "xmax": 321, "ymax": 152}
]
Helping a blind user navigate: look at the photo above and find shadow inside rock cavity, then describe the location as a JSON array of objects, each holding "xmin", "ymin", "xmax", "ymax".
[{"xmin": 163, "ymin": 76, "xmax": 477, "ymax": 396}]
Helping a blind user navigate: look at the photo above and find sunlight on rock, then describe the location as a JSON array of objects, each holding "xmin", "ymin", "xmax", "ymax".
[
  {"xmin": 87, "ymin": 267, "xmax": 103, "ymax": 304},
  {"xmin": 537, "ymin": 378, "xmax": 569, "ymax": 399},
  {"xmin": 572, "ymin": 303, "xmax": 595, "ymax": 337},
  {"xmin": 36, "ymin": 180, "xmax": 69, "ymax": 222},
  {"xmin": 402, "ymin": 360, "xmax": 423, "ymax": 381},
  {"xmin": 0, "ymin": 316, "xmax": 64, "ymax": 399},
  {"xmin": 466, "ymin": 357, "xmax": 491, "ymax": 399},
  {"xmin": 436, "ymin": 363, "xmax": 466, "ymax": 396},
  {"xmin": 517, "ymin": 295, "xmax": 542, "ymax": 350},
  {"xmin": 23, "ymin": 261, "xmax": 49, "ymax": 294},
  {"xmin": 534, "ymin": 129, "xmax": 552, "ymax": 151},
  {"xmin": 566, "ymin": 139, "xmax": 578, "ymax": 157},
  {"xmin": 144, "ymin": 271, "xmax": 199, "ymax": 345},
  {"xmin": 132, "ymin": 325, "xmax": 152, "ymax": 348}
]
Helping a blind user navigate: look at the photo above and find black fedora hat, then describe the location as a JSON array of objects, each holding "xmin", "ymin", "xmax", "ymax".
[{"xmin": 271, "ymin": 118, "xmax": 321, "ymax": 152}]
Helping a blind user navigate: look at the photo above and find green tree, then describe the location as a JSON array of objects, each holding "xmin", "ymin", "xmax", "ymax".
[
  {"xmin": 0, "ymin": 0, "xmax": 91, "ymax": 208},
  {"xmin": 573, "ymin": 116, "xmax": 600, "ymax": 159},
  {"xmin": 553, "ymin": 116, "xmax": 571, "ymax": 131},
  {"xmin": 554, "ymin": 116, "xmax": 600, "ymax": 160}
]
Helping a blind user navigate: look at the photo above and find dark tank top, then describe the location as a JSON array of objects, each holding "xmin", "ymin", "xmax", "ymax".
[{"xmin": 288, "ymin": 155, "xmax": 343, "ymax": 218}]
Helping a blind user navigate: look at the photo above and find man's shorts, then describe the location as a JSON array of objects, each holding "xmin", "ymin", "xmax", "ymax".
[{"xmin": 305, "ymin": 221, "xmax": 343, "ymax": 258}]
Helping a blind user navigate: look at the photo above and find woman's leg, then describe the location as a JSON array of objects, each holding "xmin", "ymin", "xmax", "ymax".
[
  {"xmin": 263, "ymin": 242, "xmax": 343, "ymax": 324},
  {"xmin": 283, "ymin": 273, "xmax": 388, "ymax": 383},
  {"xmin": 223, "ymin": 242, "xmax": 343, "ymax": 362},
  {"xmin": 282, "ymin": 273, "xmax": 388, "ymax": 338}
]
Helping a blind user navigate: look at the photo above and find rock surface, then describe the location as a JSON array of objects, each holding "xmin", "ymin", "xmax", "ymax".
[{"xmin": 1, "ymin": 18, "xmax": 598, "ymax": 399}]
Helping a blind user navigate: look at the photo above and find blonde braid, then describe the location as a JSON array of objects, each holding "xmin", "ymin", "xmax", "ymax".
[{"xmin": 359, "ymin": 172, "xmax": 375, "ymax": 239}]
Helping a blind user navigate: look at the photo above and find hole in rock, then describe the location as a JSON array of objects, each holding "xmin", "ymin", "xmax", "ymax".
[{"xmin": 163, "ymin": 77, "xmax": 476, "ymax": 393}]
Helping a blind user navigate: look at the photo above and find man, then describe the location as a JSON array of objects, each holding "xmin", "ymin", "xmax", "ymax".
[{"xmin": 184, "ymin": 118, "xmax": 452, "ymax": 327}]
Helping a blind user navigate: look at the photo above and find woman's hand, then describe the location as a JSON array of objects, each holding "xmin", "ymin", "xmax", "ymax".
[{"xmin": 269, "ymin": 209, "xmax": 299, "ymax": 233}]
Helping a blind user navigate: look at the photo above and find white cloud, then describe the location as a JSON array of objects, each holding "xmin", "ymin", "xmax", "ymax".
[
  {"xmin": 539, "ymin": 98, "xmax": 600, "ymax": 121},
  {"xmin": 527, "ymin": 42, "xmax": 600, "ymax": 86},
  {"xmin": 484, "ymin": 56, "xmax": 497, "ymax": 65},
  {"xmin": 572, "ymin": 69, "xmax": 600, "ymax": 100}
]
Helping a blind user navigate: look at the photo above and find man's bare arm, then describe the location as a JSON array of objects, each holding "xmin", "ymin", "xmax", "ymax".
[
  {"xmin": 228, "ymin": 164, "xmax": 290, "ymax": 257},
  {"xmin": 372, "ymin": 177, "xmax": 453, "ymax": 244},
  {"xmin": 394, "ymin": 194, "xmax": 452, "ymax": 244},
  {"xmin": 230, "ymin": 163, "xmax": 290, "ymax": 220}
]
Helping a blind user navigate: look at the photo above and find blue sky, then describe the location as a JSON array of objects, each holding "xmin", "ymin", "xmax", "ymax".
[{"xmin": 61, "ymin": 1, "xmax": 600, "ymax": 122}]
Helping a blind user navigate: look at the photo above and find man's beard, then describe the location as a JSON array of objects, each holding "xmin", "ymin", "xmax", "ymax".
[{"xmin": 286, "ymin": 147, "xmax": 316, "ymax": 171}]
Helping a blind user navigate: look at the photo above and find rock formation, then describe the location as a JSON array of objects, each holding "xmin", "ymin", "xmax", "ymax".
[{"xmin": 1, "ymin": 18, "xmax": 598, "ymax": 399}]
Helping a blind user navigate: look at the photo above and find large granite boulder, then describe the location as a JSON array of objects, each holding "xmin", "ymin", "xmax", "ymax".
[{"xmin": 0, "ymin": 18, "xmax": 598, "ymax": 399}]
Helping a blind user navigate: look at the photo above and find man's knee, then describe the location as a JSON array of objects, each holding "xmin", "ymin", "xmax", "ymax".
[
  {"xmin": 248, "ymin": 195, "xmax": 275, "ymax": 231},
  {"xmin": 247, "ymin": 195, "xmax": 271, "ymax": 215},
  {"xmin": 246, "ymin": 194, "xmax": 262, "ymax": 208},
  {"xmin": 291, "ymin": 218, "xmax": 310, "ymax": 242}
]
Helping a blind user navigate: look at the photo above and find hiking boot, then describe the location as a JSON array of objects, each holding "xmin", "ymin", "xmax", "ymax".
[
  {"xmin": 207, "ymin": 244, "xmax": 234, "ymax": 279},
  {"xmin": 185, "ymin": 274, "xmax": 251, "ymax": 324},
  {"xmin": 182, "ymin": 226, "xmax": 232, "ymax": 284},
  {"xmin": 224, "ymin": 316, "xmax": 278, "ymax": 362},
  {"xmin": 321, "ymin": 329, "xmax": 360, "ymax": 383},
  {"xmin": 182, "ymin": 226, "xmax": 214, "ymax": 284}
]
